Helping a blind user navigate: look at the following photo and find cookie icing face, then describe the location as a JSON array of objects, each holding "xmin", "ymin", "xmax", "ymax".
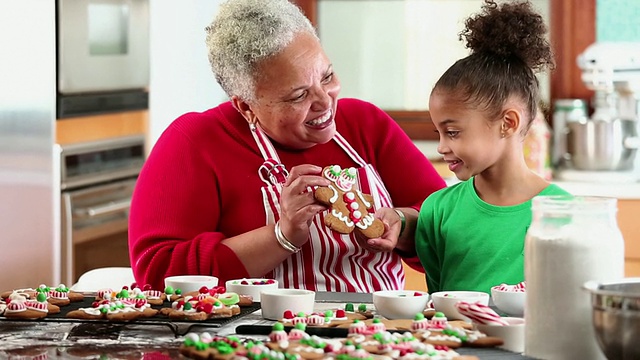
[{"xmin": 314, "ymin": 165, "xmax": 384, "ymax": 238}]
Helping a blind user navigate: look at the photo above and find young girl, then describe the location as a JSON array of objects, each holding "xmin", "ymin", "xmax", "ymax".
[{"xmin": 416, "ymin": 0, "xmax": 570, "ymax": 294}]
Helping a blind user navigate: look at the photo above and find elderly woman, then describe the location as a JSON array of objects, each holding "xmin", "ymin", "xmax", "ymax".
[{"xmin": 129, "ymin": 0, "xmax": 445, "ymax": 292}]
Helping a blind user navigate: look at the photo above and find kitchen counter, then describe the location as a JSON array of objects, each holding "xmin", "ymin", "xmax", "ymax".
[
  {"xmin": 413, "ymin": 140, "xmax": 640, "ymax": 199},
  {"xmin": 0, "ymin": 292, "xmax": 535, "ymax": 359}
]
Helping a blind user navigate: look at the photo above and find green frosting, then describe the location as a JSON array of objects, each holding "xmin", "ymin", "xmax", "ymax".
[
  {"xmin": 164, "ymin": 286, "xmax": 174, "ymax": 294},
  {"xmin": 36, "ymin": 293, "xmax": 47, "ymax": 302},
  {"xmin": 434, "ymin": 311, "xmax": 445, "ymax": 318},
  {"xmin": 414, "ymin": 313, "xmax": 425, "ymax": 320},
  {"xmin": 358, "ymin": 304, "xmax": 367, "ymax": 312},
  {"xmin": 324, "ymin": 309, "xmax": 333, "ymax": 317},
  {"xmin": 345, "ymin": 303, "xmax": 354, "ymax": 312},
  {"xmin": 294, "ymin": 322, "xmax": 306, "ymax": 330},
  {"xmin": 195, "ymin": 342, "xmax": 208, "ymax": 351},
  {"xmin": 175, "ymin": 289, "xmax": 182, "ymax": 295},
  {"xmin": 215, "ymin": 342, "xmax": 233, "ymax": 354},
  {"xmin": 372, "ymin": 318, "xmax": 381, "ymax": 324},
  {"xmin": 273, "ymin": 322, "xmax": 284, "ymax": 331},
  {"xmin": 184, "ymin": 302, "xmax": 193, "ymax": 310}
]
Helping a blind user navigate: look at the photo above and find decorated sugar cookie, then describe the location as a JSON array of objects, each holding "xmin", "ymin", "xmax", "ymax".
[{"xmin": 314, "ymin": 165, "xmax": 384, "ymax": 238}]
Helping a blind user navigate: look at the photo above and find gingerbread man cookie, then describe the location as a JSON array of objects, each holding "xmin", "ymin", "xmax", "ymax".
[{"xmin": 314, "ymin": 165, "xmax": 384, "ymax": 238}]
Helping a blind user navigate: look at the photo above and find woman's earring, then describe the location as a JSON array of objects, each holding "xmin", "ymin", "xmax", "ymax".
[{"xmin": 249, "ymin": 120, "xmax": 257, "ymax": 131}]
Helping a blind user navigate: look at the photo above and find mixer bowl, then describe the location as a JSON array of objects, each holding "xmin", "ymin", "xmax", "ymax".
[
  {"xmin": 567, "ymin": 118, "xmax": 639, "ymax": 171},
  {"xmin": 583, "ymin": 278, "xmax": 640, "ymax": 360}
]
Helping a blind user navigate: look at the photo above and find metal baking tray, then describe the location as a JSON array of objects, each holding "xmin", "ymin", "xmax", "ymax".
[{"xmin": 0, "ymin": 297, "xmax": 261, "ymax": 336}]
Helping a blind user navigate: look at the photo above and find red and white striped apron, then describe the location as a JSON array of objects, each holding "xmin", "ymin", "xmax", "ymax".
[{"xmin": 250, "ymin": 124, "xmax": 405, "ymax": 292}]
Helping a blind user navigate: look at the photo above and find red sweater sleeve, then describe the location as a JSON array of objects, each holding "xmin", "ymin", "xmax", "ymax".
[{"xmin": 128, "ymin": 112, "xmax": 249, "ymax": 290}]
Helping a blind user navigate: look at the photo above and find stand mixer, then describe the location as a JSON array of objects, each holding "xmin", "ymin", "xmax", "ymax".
[{"xmin": 554, "ymin": 42, "xmax": 640, "ymax": 183}]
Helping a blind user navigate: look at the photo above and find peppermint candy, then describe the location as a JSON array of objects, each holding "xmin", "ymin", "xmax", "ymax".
[{"xmin": 455, "ymin": 301, "xmax": 508, "ymax": 326}]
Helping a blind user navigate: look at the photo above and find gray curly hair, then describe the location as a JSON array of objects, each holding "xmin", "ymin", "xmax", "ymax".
[{"xmin": 205, "ymin": 0, "xmax": 318, "ymax": 102}]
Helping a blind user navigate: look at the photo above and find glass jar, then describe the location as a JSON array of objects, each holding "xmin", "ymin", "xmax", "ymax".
[{"xmin": 524, "ymin": 196, "xmax": 625, "ymax": 360}]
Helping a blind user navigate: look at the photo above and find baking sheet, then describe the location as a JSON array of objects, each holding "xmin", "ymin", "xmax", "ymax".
[{"xmin": 0, "ymin": 297, "xmax": 261, "ymax": 336}]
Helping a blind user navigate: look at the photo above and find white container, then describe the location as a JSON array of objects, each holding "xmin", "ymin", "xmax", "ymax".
[
  {"xmin": 476, "ymin": 317, "xmax": 525, "ymax": 353},
  {"xmin": 372, "ymin": 290, "xmax": 429, "ymax": 320},
  {"xmin": 260, "ymin": 289, "xmax": 315, "ymax": 320},
  {"xmin": 524, "ymin": 196, "xmax": 625, "ymax": 360}
]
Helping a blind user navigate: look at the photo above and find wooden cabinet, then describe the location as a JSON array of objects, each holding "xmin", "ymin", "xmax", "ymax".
[
  {"xmin": 56, "ymin": 110, "xmax": 148, "ymax": 145},
  {"xmin": 618, "ymin": 200, "xmax": 640, "ymax": 277}
]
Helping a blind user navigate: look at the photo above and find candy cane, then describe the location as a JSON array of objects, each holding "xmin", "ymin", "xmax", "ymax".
[{"xmin": 455, "ymin": 301, "xmax": 508, "ymax": 326}]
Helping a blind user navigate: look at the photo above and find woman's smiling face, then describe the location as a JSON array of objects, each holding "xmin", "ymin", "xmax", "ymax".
[{"xmin": 245, "ymin": 32, "xmax": 341, "ymax": 149}]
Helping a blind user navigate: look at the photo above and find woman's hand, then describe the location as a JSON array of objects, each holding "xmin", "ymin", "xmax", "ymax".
[{"xmin": 278, "ymin": 164, "xmax": 331, "ymax": 247}]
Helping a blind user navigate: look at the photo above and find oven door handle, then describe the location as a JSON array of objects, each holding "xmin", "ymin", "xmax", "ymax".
[{"xmin": 74, "ymin": 198, "xmax": 131, "ymax": 217}]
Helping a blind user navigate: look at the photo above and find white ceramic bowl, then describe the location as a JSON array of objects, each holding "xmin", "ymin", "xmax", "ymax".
[
  {"xmin": 476, "ymin": 317, "xmax": 525, "ymax": 353},
  {"xmin": 431, "ymin": 291, "xmax": 490, "ymax": 321},
  {"xmin": 491, "ymin": 286, "xmax": 526, "ymax": 317},
  {"xmin": 225, "ymin": 278, "xmax": 279, "ymax": 302},
  {"xmin": 260, "ymin": 289, "xmax": 316, "ymax": 320},
  {"xmin": 163, "ymin": 275, "xmax": 219, "ymax": 294},
  {"xmin": 372, "ymin": 290, "xmax": 430, "ymax": 320}
]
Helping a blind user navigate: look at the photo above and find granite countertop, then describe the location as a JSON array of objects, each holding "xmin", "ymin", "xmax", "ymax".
[{"xmin": 0, "ymin": 292, "xmax": 534, "ymax": 359}]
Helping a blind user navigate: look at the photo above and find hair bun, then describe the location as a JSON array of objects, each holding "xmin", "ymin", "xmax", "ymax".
[{"xmin": 460, "ymin": 0, "xmax": 554, "ymax": 72}]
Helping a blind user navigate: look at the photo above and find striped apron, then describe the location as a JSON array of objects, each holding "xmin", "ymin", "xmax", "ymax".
[{"xmin": 250, "ymin": 124, "xmax": 405, "ymax": 292}]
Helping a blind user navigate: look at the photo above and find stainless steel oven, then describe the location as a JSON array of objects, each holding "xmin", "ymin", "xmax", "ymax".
[
  {"xmin": 60, "ymin": 135, "xmax": 145, "ymax": 285},
  {"xmin": 56, "ymin": 0, "xmax": 150, "ymax": 118}
]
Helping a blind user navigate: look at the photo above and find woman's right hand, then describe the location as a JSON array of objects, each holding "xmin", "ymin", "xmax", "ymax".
[{"xmin": 278, "ymin": 164, "xmax": 331, "ymax": 247}]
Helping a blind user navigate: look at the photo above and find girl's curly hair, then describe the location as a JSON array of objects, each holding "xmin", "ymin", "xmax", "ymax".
[{"xmin": 433, "ymin": 0, "xmax": 555, "ymax": 132}]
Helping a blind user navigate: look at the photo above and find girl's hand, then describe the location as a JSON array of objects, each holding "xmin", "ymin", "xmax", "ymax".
[
  {"xmin": 278, "ymin": 164, "xmax": 331, "ymax": 247},
  {"xmin": 354, "ymin": 207, "xmax": 403, "ymax": 252}
]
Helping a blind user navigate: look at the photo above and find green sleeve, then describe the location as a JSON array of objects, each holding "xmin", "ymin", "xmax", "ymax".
[{"xmin": 416, "ymin": 194, "xmax": 441, "ymax": 293}]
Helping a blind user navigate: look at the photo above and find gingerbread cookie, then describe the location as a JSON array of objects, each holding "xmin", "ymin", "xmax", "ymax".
[{"xmin": 314, "ymin": 165, "xmax": 384, "ymax": 238}]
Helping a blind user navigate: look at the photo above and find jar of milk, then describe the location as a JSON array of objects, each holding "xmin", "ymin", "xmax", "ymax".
[{"xmin": 524, "ymin": 196, "xmax": 624, "ymax": 360}]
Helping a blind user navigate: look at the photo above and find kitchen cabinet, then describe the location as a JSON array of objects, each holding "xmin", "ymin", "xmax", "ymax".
[
  {"xmin": 56, "ymin": 110, "xmax": 148, "ymax": 145},
  {"xmin": 618, "ymin": 200, "xmax": 640, "ymax": 277}
]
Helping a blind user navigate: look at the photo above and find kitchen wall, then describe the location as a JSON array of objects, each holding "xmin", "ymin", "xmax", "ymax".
[
  {"xmin": 148, "ymin": 0, "xmax": 227, "ymax": 149},
  {"xmin": 318, "ymin": 0, "xmax": 551, "ymax": 111}
]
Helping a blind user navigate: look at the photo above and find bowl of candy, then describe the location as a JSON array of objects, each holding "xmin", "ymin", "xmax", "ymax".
[
  {"xmin": 225, "ymin": 278, "xmax": 279, "ymax": 302},
  {"xmin": 372, "ymin": 290, "xmax": 429, "ymax": 320},
  {"xmin": 163, "ymin": 275, "xmax": 219, "ymax": 294},
  {"xmin": 431, "ymin": 291, "xmax": 490, "ymax": 321},
  {"xmin": 491, "ymin": 281, "xmax": 526, "ymax": 317}
]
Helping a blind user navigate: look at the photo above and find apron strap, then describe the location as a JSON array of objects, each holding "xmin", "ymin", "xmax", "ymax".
[{"xmin": 251, "ymin": 123, "xmax": 289, "ymax": 186}]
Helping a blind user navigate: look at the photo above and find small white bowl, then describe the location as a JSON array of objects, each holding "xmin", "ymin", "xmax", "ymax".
[
  {"xmin": 476, "ymin": 317, "xmax": 525, "ymax": 353},
  {"xmin": 260, "ymin": 289, "xmax": 315, "ymax": 320},
  {"xmin": 225, "ymin": 278, "xmax": 279, "ymax": 302},
  {"xmin": 373, "ymin": 290, "xmax": 430, "ymax": 320},
  {"xmin": 164, "ymin": 275, "xmax": 219, "ymax": 294},
  {"xmin": 491, "ymin": 286, "xmax": 526, "ymax": 317},
  {"xmin": 431, "ymin": 291, "xmax": 490, "ymax": 321}
]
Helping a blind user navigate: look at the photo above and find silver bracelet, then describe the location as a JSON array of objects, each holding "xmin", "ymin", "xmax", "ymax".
[{"xmin": 275, "ymin": 221, "xmax": 301, "ymax": 253}]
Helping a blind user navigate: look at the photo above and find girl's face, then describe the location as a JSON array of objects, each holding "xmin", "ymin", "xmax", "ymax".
[
  {"xmin": 429, "ymin": 91, "xmax": 505, "ymax": 181},
  {"xmin": 243, "ymin": 32, "xmax": 341, "ymax": 149}
]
